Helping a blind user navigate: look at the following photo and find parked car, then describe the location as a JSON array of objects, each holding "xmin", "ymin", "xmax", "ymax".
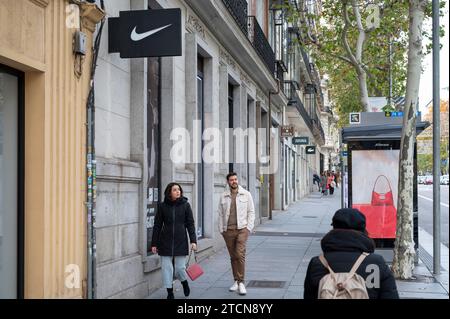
[
  {"xmin": 424, "ymin": 175, "xmax": 433, "ymax": 185},
  {"xmin": 441, "ymin": 175, "xmax": 449, "ymax": 185},
  {"xmin": 418, "ymin": 176, "xmax": 426, "ymax": 184}
]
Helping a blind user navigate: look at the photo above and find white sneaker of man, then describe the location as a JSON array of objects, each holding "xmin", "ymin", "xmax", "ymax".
[
  {"xmin": 229, "ymin": 281, "xmax": 238, "ymax": 292},
  {"xmin": 238, "ymin": 282, "xmax": 247, "ymax": 295}
]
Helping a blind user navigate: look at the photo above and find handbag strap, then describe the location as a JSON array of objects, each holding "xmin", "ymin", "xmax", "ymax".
[
  {"xmin": 187, "ymin": 249, "xmax": 198, "ymax": 265},
  {"xmin": 372, "ymin": 175, "xmax": 393, "ymax": 194}
]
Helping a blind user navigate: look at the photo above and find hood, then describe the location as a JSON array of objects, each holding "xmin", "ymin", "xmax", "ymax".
[
  {"xmin": 164, "ymin": 196, "xmax": 188, "ymax": 206},
  {"xmin": 321, "ymin": 229, "xmax": 375, "ymax": 253}
]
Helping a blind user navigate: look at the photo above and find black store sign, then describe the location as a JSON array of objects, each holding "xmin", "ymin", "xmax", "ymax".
[
  {"xmin": 109, "ymin": 9, "xmax": 182, "ymax": 58},
  {"xmin": 305, "ymin": 146, "xmax": 316, "ymax": 154},
  {"xmin": 292, "ymin": 137, "xmax": 309, "ymax": 145}
]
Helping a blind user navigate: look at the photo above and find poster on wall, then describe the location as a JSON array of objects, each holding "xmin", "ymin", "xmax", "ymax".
[{"xmin": 352, "ymin": 150, "xmax": 399, "ymax": 238}]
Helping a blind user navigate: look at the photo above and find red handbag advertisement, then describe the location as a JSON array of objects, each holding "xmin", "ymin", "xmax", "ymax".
[{"xmin": 351, "ymin": 150, "xmax": 399, "ymax": 239}]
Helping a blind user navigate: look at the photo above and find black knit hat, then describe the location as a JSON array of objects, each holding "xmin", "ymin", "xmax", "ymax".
[{"xmin": 331, "ymin": 208, "xmax": 367, "ymax": 232}]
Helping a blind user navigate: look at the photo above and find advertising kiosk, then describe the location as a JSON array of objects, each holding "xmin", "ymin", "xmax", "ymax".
[{"xmin": 341, "ymin": 112, "xmax": 429, "ymax": 249}]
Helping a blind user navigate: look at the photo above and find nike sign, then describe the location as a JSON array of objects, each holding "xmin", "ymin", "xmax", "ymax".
[
  {"xmin": 108, "ymin": 8, "xmax": 181, "ymax": 58},
  {"xmin": 130, "ymin": 24, "xmax": 172, "ymax": 41}
]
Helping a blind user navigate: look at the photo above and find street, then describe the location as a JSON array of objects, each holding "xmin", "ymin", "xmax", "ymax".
[{"xmin": 418, "ymin": 185, "xmax": 450, "ymax": 247}]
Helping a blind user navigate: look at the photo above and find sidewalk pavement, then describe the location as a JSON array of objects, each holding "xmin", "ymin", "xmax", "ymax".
[{"xmin": 148, "ymin": 188, "xmax": 449, "ymax": 299}]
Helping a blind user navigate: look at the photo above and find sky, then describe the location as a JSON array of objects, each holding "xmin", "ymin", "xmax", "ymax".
[{"xmin": 419, "ymin": 1, "xmax": 449, "ymax": 113}]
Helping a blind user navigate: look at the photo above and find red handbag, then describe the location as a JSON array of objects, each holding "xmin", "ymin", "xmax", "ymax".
[
  {"xmin": 353, "ymin": 175, "xmax": 397, "ymax": 239},
  {"xmin": 186, "ymin": 250, "xmax": 204, "ymax": 281},
  {"xmin": 371, "ymin": 175, "xmax": 394, "ymax": 206}
]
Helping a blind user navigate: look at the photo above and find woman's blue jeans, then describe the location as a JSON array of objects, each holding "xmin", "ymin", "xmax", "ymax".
[{"xmin": 161, "ymin": 256, "xmax": 188, "ymax": 288}]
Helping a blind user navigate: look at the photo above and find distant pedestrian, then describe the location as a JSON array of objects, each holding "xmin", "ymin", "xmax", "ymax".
[
  {"xmin": 151, "ymin": 182, "xmax": 197, "ymax": 299},
  {"xmin": 320, "ymin": 172, "xmax": 328, "ymax": 195},
  {"xmin": 304, "ymin": 208, "xmax": 399, "ymax": 299},
  {"xmin": 313, "ymin": 173, "xmax": 321, "ymax": 192},
  {"xmin": 334, "ymin": 171, "xmax": 340, "ymax": 188},
  {"xmin": 218, "ymin": 172, "xmax": 255, "ymax": 296},
  {"xmin": 328, "ymin": 172, "xmax": 335, "ymax": 195}
]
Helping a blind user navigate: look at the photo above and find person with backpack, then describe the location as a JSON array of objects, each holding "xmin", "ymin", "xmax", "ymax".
[
  {"xmin": 303, "ymin": 208, "xmax": 399, "ymax": 299},
  {"xmin": 151, "ymin": 183, "xmax": 197, "ymax": 299}
]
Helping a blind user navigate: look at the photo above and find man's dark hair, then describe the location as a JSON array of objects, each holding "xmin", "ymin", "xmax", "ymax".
[{"xmin": 226, "ymin": 172, "xmax": 238, "ymax": 181}]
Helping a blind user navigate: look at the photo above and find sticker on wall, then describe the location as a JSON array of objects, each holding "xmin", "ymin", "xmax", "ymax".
[
  {"xmin": 146, "ymin": 208, "xmax": 155, "ymax": 228},
  {"xmin": 154, "ymin": 188, "xmax": 159, "ymax": 202},
  {"xmin": 148, "ymin": 188, "xmax": 154, "ymax": 203}
]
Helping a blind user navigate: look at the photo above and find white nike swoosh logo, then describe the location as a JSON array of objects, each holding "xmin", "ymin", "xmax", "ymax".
[{"xmin": 130, "ymin": 24, "xmax": 172, "ymax": 41}]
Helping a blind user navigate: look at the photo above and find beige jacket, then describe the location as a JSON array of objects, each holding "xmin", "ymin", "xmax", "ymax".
[{"xmin": 218, "ymin": 185, "xmax": 255, "ymax": 233}]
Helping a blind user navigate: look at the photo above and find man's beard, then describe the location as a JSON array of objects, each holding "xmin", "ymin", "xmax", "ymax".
[{"xmin": 230, "ymin": 184, "xmax": 238, "ymax": 189}]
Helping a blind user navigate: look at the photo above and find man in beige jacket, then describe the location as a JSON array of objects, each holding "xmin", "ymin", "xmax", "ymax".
[{"xmin": 218, "ymin": 172, "xmax": 255, "ymax": 295}]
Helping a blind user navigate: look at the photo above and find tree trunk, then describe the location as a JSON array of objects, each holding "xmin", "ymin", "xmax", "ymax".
[
  {"xmin": 358, "ymin": 70, "xmax": 370, "ymax": 112},
  {"xmin": 341, "ymin": 0, "xmax": 370, "ymax": 112},
  {"xmin": 392, "ymin": 0, "xmax": 426, "ymax": 280}
]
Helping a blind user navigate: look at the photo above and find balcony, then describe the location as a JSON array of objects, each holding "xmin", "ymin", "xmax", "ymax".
[
  {"xmin": 248, "ymin": 16, "xmax": 276, "ymax": 74},
  {"xmin": 185, "ymin": 0, "xmax": 279, "ymax": 93},
  {"xmin": 275, "ymin": 60, "xmax": 288, "ymax": 93},
  {"xmin": 300, "ymin": 46, "xmax": 313, "ymax": 80},
  {"xmin": 222, "ymin": 0, "xmax": 249, "ymax": 36},
  {"xmin": 285, "ymin": 81, "xmax": 325, "ymax": 145},
  {"xmin": 285, "ymin": 81, "xmax": 313, "ymax": 131}
]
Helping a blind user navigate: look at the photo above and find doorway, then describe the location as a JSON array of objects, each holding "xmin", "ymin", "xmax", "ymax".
[{"xmin": 0, "ymin": 64, "xmax": 24, "ymax": 298}]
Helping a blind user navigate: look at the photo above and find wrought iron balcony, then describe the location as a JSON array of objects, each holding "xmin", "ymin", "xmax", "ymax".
[
  {"xmin": 276, "ymin": 60, "xmax": 288, "ymax": 93},
  {"xmin": 285, "ymin": 80, "xmax": 325, "ymax": 145},
  {"xmin": 222, "ymin": 0, "xmax": 249, "ymax": 36},
  {"xmin": 312, "ymin": 117, "xmax": 325, "ymax": 145},
  {"xmin": 248, "ymin": 16, "xmax": 276, "ymax": 74},
  {"xmin": 285, "ymin": 81, "xmax": 313, "ymax": 131},
  {"xmin": 300, "ymin": 46, "xmax": 313, "ymax": 80}
]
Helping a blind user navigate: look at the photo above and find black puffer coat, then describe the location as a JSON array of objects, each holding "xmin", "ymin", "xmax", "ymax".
[
  {"xmin": 150, "ymin": 196, "xmax": 197, "ymax": 256},
  {"xmin": 304, "ymin": 229, "xmax": 399, "ymax": 299}
]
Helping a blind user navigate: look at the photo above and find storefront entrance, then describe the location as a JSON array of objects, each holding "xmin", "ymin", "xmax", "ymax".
[{"xmin": 0, "ymin": 64, "xmax": 24, "ymax": 298}]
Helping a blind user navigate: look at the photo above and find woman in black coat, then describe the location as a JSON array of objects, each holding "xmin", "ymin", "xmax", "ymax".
[
  {"xmin": 151, "ymin": 183, "xmax": 197, "ymax": 299},
  {"xmin": 304, "ymin": 208, "xmax": 399, "ymax": 299}
]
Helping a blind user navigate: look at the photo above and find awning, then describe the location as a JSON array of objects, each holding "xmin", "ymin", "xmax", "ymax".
[{"xmin": 342, "ymin": 121, "xmax": 430, "ymax": 142}]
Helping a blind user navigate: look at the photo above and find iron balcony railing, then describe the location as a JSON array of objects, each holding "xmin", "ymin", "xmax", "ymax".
[
  {"xmin": 284, "ymin": 81, "xmax": 313, "ymax": 132},
  {"xmin": 248, "ymin": 16, "xmax": 276, "ymax": 74},
  {"xmin": 276, "ymin": 60, "xmax": 288, "ymax": 93},
  {"xmin": 285, "ymin": 80, "xmax": 325, "ymax": 144},
  {"xmin": 300, "ymin": 46, "xmax": 313, "ymax": 80},
  {"xmin": 222, "ymin": 0, "xmax": 249, "ymax": 36},
  {"xmin": 312, "ymin": 117, "xmax": 325, "ymax": 145}
]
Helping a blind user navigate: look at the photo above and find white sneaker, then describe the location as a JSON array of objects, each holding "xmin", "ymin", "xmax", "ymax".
[
  {"xmin": 229, "ymin": 281, "xmax": 239, "ymax": 292},
  {"xmin": 238, "ymin": 282, "xmax": 247, "ymax": 295}
]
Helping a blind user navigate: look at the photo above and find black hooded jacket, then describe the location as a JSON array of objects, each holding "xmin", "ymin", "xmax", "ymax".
[
  {"xmin": 303, "ymin": 229, "xmax": 399, "ymax": 299},
  {"xmin": 150, "ymin": 196, "xmax": 197, "ymax": 256}
]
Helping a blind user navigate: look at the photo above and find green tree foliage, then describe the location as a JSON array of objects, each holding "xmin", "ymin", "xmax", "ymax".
[{"xmin": 281, "ymin": 0, "xmax": 445, "ymax": 126}]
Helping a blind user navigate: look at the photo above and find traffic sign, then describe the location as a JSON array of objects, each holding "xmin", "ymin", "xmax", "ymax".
[
  {"xmin": 349, "ymin": 112, "xmax": 361, "ymax": 124},
  {"xmin": 385, "ymin": 111, "xmax": 422, "ymax": 117}
]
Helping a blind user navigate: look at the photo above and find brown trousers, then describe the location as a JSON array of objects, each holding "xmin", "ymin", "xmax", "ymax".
[{"xmin": 222, "ymin": 228, "xmax": 249, "ymax": 283}]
